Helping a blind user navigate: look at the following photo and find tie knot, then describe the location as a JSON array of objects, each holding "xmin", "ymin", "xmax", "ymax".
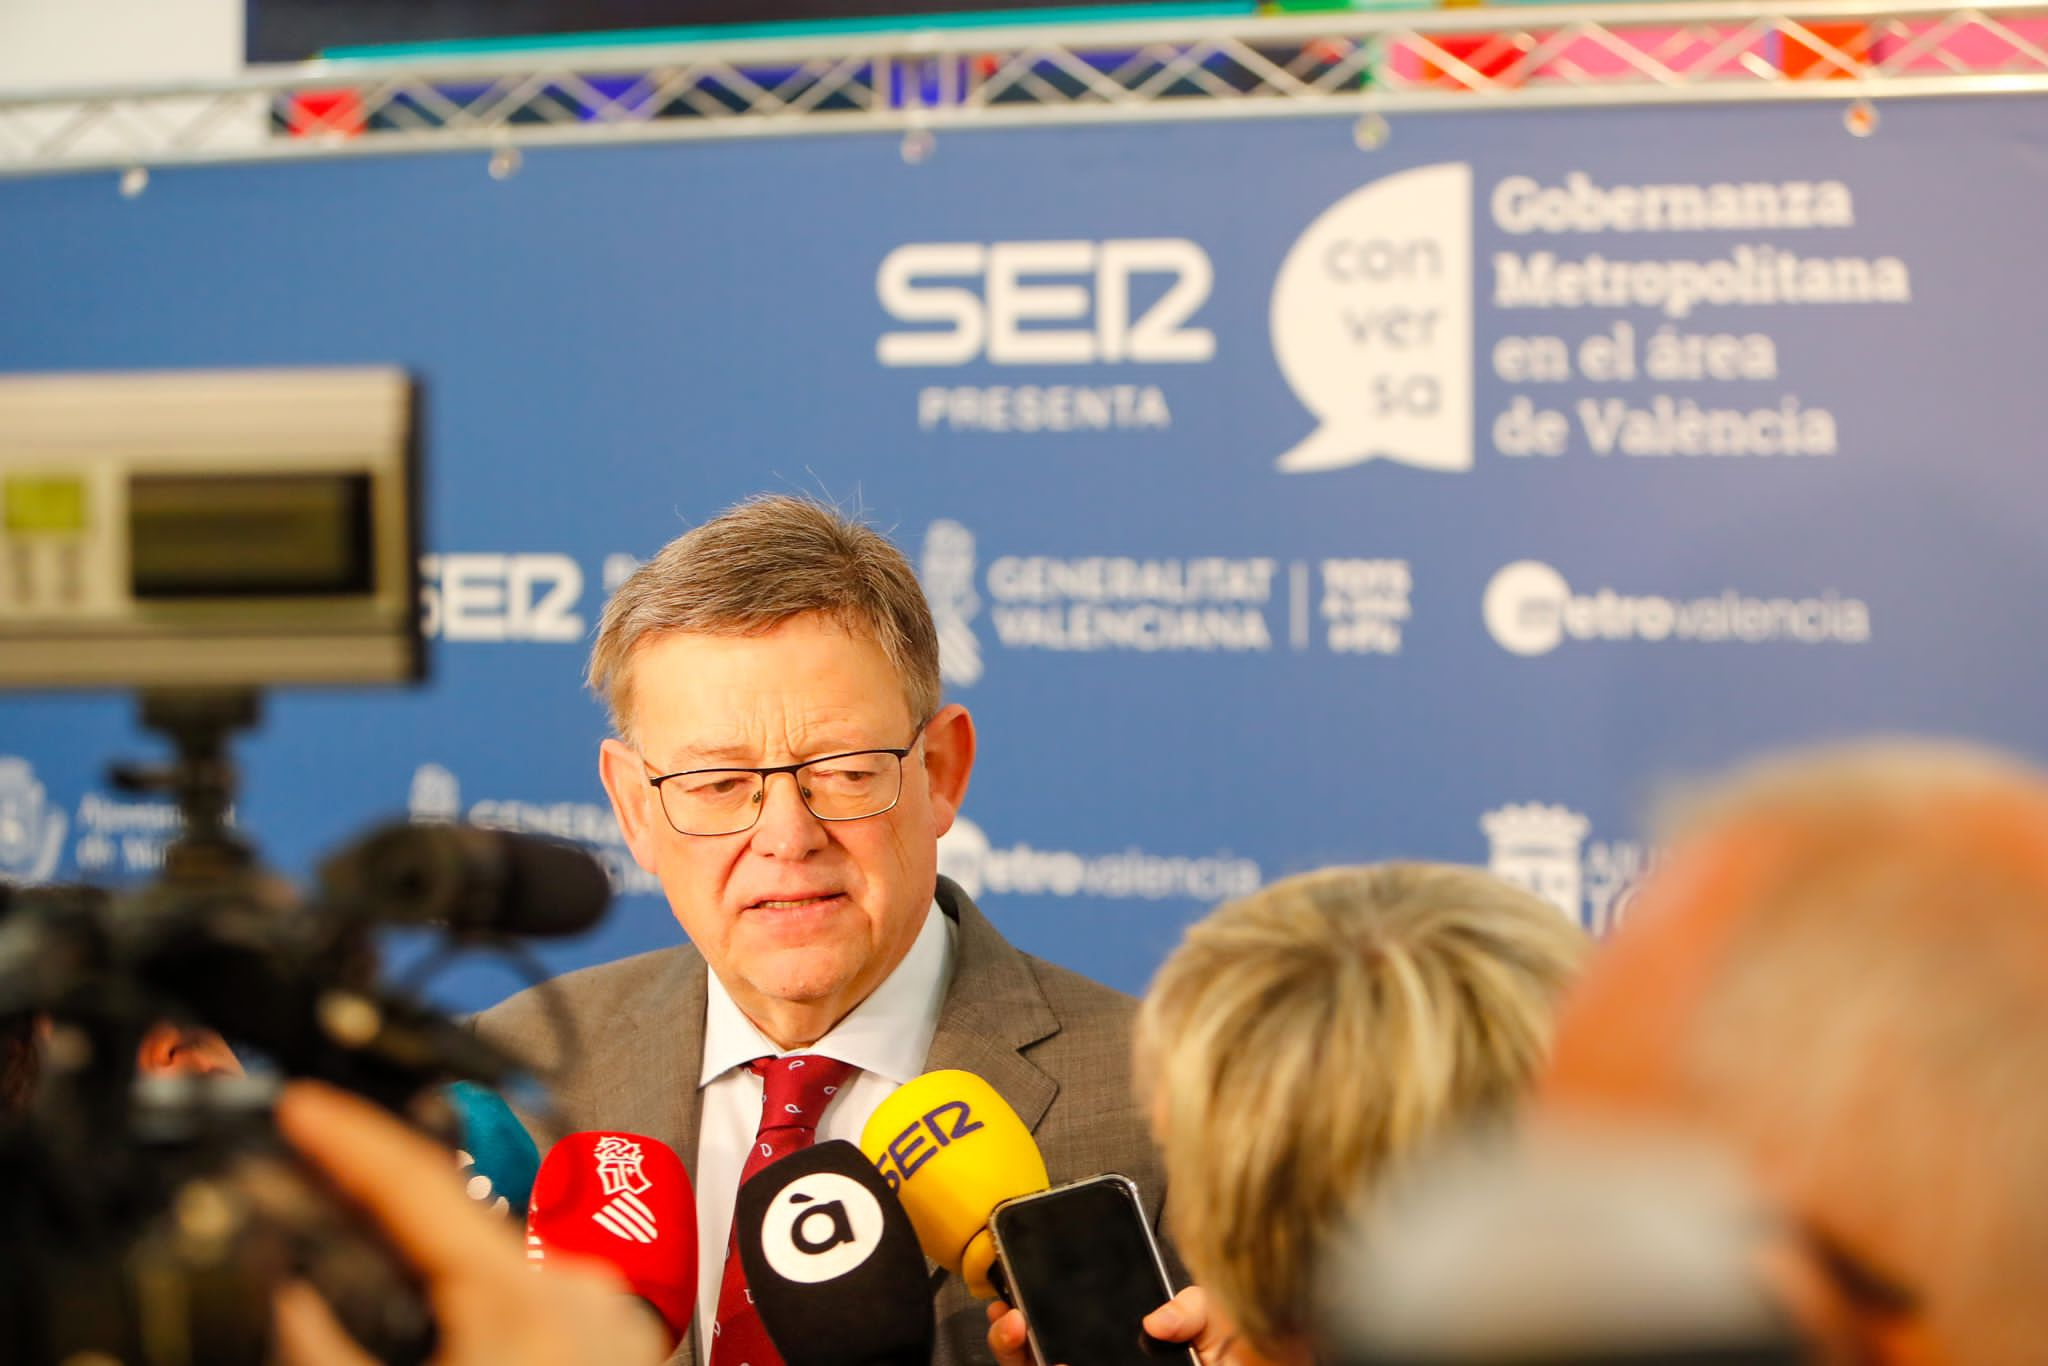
[{"xmin": 749, "ymin": 1054, "xmax": 855, "ymax": 1132}]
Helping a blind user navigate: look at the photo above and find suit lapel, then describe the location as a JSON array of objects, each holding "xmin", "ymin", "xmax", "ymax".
[{"xmin": 921, "ymin": 878, "xmax": 1061, "ymax": 1133}]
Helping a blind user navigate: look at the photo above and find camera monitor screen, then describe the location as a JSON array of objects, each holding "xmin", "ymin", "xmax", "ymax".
[{"xmin": 0, "ymin": 367, "xmax": 421, "ymax": 690}]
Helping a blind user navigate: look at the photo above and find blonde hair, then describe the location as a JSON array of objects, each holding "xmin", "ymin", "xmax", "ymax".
[
  {"xmin": 588, "ymin": 495, "xmax": 940, "ymax": 743},
  {"xmin": 1136, "ymin": 863, "xmax": 1589, "ymax": 1354}
]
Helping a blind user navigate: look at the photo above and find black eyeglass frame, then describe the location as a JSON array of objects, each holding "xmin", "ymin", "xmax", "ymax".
[{"xmin": 642, "ymin": 726, "xmax": 928, "ymax": 837}]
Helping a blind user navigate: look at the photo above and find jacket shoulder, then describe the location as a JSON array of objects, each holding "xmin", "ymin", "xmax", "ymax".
[
  {"xmin": 1022, "ymin": 950, "xmax": 1141, "ymax": 1023},
  {"xmin": 474, "ymin": 944, "xmax": 700, "ymax": 1071}
]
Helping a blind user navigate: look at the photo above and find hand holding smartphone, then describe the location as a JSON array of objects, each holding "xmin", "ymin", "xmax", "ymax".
[{"xmin": 988, "ymin": 1174, "xmax": 1196, "ymax": 1366}]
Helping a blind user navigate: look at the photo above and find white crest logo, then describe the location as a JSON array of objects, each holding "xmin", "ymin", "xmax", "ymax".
[
  {"xmin": 759, "ymin": 1171, "xmax": 886, "ymax": 1284},
  {"xmin": 409, "ymin": 764, "xmax": 462, "ymax": 823},
  {"xmin": 922, "ymin": 520, "xmax": 982, "ymax": 687},
  {"xmin": 1482, "ymin": 803, "xmax": 1590, "ymax": 923},
  {"xmin": 593, "ymin": 1136, "xmax": 652, "ymax": 1196},
  {"xmin": 590, "ymin": 1136, "xmax": 659, "ymax": 1243},
  {"xmin": 1273, "ymin": 163, "xmax": 1474, "ymax": 474},
  {"xmin": 0, "ymin": 758, "xmax": 67, "ymax": 883}
]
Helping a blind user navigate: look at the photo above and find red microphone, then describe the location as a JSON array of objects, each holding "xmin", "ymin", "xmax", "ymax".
[{"xmin": 525, "ymin": 1132, "xmax": 697, "ymax": 1350}]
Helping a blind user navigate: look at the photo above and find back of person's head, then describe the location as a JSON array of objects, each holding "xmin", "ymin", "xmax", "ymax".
[
  {"xmin": 1136, "ymin": 863, "xmax": 1590, "ymax": 1357},
  {"xmin": 1546, "ymin": 738, "xmax": 2048, "ymax": 1362},
  {"xmin": 587, "ymin": 495, "xmax": 939, "ymax": 744}
]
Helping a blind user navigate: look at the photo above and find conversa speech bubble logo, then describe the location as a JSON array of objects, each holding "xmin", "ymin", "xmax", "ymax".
[{"xmin": 1272, "ymin": 162, "xmax": 1474, "ymax": 474}]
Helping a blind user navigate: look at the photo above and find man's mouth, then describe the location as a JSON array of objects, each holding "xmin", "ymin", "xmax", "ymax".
[{"xmin": 749, "ymin": 894, "xmax": 843, "ymax": 911}]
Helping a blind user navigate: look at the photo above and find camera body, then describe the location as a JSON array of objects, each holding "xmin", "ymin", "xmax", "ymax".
[
  {"xmin": 0, "ymin": 816, "xmax": 606, "ymax": 1365},
  {"xmin": 0, "ymin": 366, "xmax": 603, "ymax": 1363}
]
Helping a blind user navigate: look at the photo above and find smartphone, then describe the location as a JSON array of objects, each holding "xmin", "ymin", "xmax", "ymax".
[{"xmin": 988, "ymin": 1174, "xmax": 1196, "ymax": 1366}]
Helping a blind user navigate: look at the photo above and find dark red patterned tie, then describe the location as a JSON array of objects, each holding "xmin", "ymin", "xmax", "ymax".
[{"xmin": 710, "ymin": 1054, "xmax": 857, "ymax": 1366}]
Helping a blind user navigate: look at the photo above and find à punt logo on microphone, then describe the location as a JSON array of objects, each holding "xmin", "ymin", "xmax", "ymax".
[{"xmin": 759, "ymin": 1171, "xmax": 887, "ymax": 1283}]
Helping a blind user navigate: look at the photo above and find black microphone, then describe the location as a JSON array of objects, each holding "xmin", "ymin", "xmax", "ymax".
[
  {"xmin": 735, "ymin": 1139, "xmax": 934, "ymax": 1366},
  {"xmin": 317, "ymin": 822, "xmax": 611, "ymax": 938}
]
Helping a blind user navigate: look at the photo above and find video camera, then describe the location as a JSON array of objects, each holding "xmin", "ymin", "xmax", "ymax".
[{"xmin": 0, "ymin": 368, "xmax": 605, "ymax": 1364}]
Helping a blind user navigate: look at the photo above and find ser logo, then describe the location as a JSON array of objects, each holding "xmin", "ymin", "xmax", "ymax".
[
  {"xmin": 871, "ymin": 1102, "xmax": 984, "ymax": 1191},
  {"xmin": 758, "ymin": 1172, "xmax": 888, "ymax": 1283},
  {"xmin": 420, "ymin": 553, "xmax": 585, "ymax": 643},
  {"xmin": 877, "ymin": 240, "xmax": 1215, "ymax": 367}
]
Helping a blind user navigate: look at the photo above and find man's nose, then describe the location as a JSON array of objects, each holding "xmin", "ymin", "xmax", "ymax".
[{"xmin": 749, "ymin": 770, "xmax": 829, "ymax": 857}]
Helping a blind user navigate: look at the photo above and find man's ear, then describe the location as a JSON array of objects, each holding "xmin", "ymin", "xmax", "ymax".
[
  {"xmin": 919, "ymin": 704, "xmax": 976, "ymax": 837},
  {"xmin": 599, "ymin": 738, "xmax": 664, "ymax": 874}
]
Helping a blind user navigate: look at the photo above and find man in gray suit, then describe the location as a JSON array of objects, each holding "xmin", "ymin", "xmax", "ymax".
[{"xmin": 477, "ymin": 495, "xmax": 1165, "ymax": 1366}]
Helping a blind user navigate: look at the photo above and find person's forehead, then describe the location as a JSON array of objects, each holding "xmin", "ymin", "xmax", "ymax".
[{"xmin": 624, "ymin": 617, "xmax": 914, "ymax": 753}]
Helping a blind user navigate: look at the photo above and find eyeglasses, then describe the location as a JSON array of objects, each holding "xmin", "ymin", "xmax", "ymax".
[{"xmin": 644, "ymin": 729, "xmax": 925, "ymax": 837}]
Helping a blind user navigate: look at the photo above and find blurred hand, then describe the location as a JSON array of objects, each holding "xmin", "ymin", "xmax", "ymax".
[
  {"xmin": 271, "ymin": 1081, "xmax": 667, "ymax": 1366},
  {"xmin": 986, "ymin": 1286, "xmax": 1241, "ymax": 1366}
]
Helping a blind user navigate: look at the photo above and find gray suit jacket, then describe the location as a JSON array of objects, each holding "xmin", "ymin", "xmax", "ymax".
[{"xmin": 475, "ymin": 876, "xmax": 1168, "ymax": 1366}]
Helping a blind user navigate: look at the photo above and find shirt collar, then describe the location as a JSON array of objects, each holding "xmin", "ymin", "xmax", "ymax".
[{"xmin": 700, "ymin": 897, "xmax": 956, "ymax": 1087}]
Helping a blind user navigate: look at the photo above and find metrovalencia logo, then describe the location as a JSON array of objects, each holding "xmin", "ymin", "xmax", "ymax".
[
  {"xmin": 939, "ymin": 817, "xmax": 1258, "ymax": 904},
  {"xmin": 1482, "ymin": 560, "xmax": 1871, "ymax": 657}
]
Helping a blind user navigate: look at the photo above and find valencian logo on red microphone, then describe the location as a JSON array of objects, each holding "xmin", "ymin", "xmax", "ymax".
[{"xmin": 591, "ymin": 1136, "xmax": 660, "ymax": 1244}]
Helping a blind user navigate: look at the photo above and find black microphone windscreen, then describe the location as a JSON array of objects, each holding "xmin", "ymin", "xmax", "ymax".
[
  {"xmin": 488, "ymin": 828, "xmax": 611, "ymax": 937},
  {"xmin": 737, "ymin": 1139, "xmax": 934, "ymax": 1366},
  {"xmin": 320, "ymin": 823, "xmax": 609, "ymax": 938}
]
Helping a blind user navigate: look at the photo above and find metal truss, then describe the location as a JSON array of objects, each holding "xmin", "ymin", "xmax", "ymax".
[{"xmin": 2, "ymin": 0, "xmax": 2045, "ymax": 175}]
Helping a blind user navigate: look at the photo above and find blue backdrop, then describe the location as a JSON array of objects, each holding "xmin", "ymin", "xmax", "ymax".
[{"xmin": 3, "ymin": 95, "xmax": 2044, "ymax": 1008}]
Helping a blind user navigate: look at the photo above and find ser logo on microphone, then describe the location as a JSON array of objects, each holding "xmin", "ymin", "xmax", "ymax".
[
  {"xmin": 759, "ymin": 1171, "xmax": 888, "ymax": 1283},
  {"xmin": 871, "ymin": 1102, "xmax": 984, "ymax": 1191}
]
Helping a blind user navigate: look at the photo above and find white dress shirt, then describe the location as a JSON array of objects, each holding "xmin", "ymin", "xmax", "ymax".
[{"xmin": 693, "ymin": 901, "xmax": 956, "ymax": 1363}]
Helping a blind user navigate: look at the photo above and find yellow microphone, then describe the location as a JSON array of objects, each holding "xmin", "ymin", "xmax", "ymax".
[{"xmin": 860, "ymin": 1069, "xmax": 1048, "ymax": 1299}]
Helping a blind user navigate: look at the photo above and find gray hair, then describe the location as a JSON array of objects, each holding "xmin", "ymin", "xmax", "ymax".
[{"xmin": 588, "ymin": 495, "xmax": 941, "ymax": 743}]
